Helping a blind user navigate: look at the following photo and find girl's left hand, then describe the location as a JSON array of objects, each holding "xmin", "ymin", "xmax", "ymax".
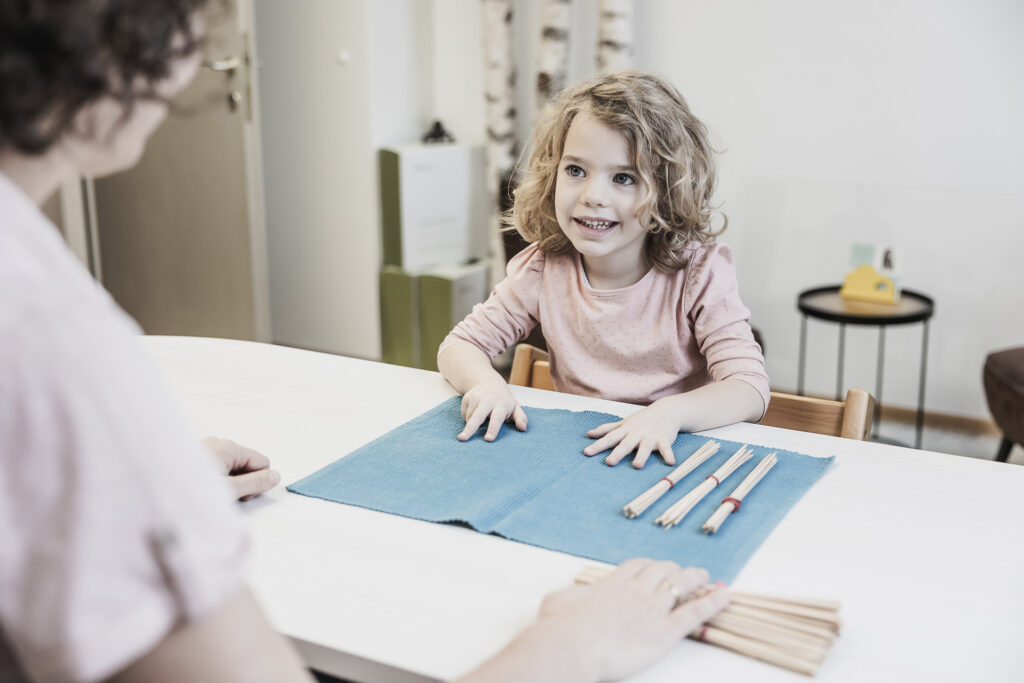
[{"xmin": 583, "ymin": 399, "xmax": 682, "ymax": 468}]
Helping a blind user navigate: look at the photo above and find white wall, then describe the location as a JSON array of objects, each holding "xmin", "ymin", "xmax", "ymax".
[
  {"xmin": 429, "ymin": 0, "xmax": 1024, "ymax": 419},
  {"xmin": 632, "ymin": 0, "xmax": 1024, "ymax": 418},
  {"xmin": 255, "ymin": 0, "xmax": 433, "ymax": 359},
  {"xmin": 257, "ymin": 0, "xmax": 1024, "ymax": 418}
]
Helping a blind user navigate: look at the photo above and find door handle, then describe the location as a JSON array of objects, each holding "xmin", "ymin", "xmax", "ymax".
[{"xmin": 203, "ymin": 56, "xmax": 240, "ymax": 74}]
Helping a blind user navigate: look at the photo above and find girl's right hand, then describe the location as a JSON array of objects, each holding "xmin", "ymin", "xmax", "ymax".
[{"xmin": 459, "ymin": 378, "xmax": 528, "ymax": 441}]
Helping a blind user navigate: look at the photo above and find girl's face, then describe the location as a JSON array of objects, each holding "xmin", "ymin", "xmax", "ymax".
[{"xmin": 554, "ymin": 110, "xmax": 648, "ymax": 288}]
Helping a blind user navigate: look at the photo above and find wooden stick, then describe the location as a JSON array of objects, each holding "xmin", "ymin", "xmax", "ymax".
[
  {"xmin": 709, "ymin": 612, "xmax": 831, "ymax": 661},
  {"xmin": 697, "ymin": 625, "xmax": 821, "ymax": 676},
  {"xmin": 702, "ymin": 453, "xmax": 777, "ymax": 534},
  {"xmin": 716, "ymin": 606, "xmax": 835, "ymax": 643},
  {"xmin": 731, "ymin": 590, "xmax": 842, "ymax": 613},
  {"xmin": 730, "ymin": 596, "xmax": 842, "ymax": 630},
  {"xmin": 726, "ymin": 604, "xmax": 839, "ymax": 639},
  {"xmin": 655, "ymin": 445, "xmax": 754, "ymax": 528},
  {"xmin": 622, "ymin": 441, "xmax": 720, "ymax": 519}
]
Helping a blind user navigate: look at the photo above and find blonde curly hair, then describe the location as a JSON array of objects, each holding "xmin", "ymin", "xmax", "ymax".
[{"xmin": 507, "ymin": 71, "xmax": 724, "ymax": 272}]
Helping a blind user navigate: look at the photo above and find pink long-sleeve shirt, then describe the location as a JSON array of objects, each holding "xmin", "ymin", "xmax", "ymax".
[{"xmin": 440, "ymin": 241, "xmax": 770, "ymax": 413}]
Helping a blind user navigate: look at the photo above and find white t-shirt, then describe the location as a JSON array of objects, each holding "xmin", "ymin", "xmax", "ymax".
[{"xmin": 0, "ymin": 173, "xmax": 249, "ymax": 682}]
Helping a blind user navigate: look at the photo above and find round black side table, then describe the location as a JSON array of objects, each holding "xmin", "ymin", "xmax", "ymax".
[{"xmin": 796, "ymin": 286, "xmax": 935, "ymax": 448}]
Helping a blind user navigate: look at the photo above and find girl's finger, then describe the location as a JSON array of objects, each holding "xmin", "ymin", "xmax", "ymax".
[
  {"xmin": 512, "ymin": 404, "xmax": 528, "ymax": 431},
  {"xmin": 657, "ymin": 440, "xmax": 676, "ymax": 466},
  {"xmin": 484, "ymin": 407, "xmax": 506, "ymax": 441},
  {"xmin": 583, "ymin": 430, "xmax": 622, "ymax": 457},
  {"xmin": 459, "ymin": 403, "xmax": 490, "ymax": 441},
  {"xmin": 605, "ymin": 435, "xmax": 639, "ymax": 466},
  {"xmin": 587, "ymin": 420, "xmax": 622, "ymax": 438},
  {"xmin": 632, "ymin": 440, "xmax": 655, "ymax": 469}
]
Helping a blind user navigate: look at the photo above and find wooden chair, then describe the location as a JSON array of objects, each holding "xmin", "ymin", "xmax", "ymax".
[
  {"xmin": 508, "ymin": 343, "xmax": 875, "ymax": 441},
  {"xmin": 761, "ymin": 390, "xmax": 874, "ymax": 441},
  {"xmin": 509, "ymin": 343, "xmax": 552, "ymax": 391}
]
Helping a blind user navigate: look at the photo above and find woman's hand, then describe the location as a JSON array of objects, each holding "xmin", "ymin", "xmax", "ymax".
[
  {"xmin": 456, "ymin": 559, "xmax": 729, "ymax": 683},
  {"xmin": 535, "ymin": 559, "xmax": 729, "ymax": 682},
  {"xmin": 458, "ymin": 377, "xmax": 528, "ymax": 442},
  {"xmin": 203, "ymin": 436, "xmax": 280, "ymax": 501}
]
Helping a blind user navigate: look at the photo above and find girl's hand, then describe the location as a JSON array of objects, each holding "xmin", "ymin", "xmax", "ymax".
[
  {"xmin": 458, "ymin": 378, "xmax": 528, "ymax": 441},
  {"xmin": 583, "ymin": 398, "xmax": 682, "ymax": 468}
]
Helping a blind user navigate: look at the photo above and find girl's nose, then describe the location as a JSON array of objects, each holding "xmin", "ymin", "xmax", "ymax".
[{"xmin": 581, "ymin": 179, "xmax": 608, "ymax": 207}]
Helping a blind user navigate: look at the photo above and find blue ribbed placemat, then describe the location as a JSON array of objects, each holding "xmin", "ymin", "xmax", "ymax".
[{"xmin": 288, "ymin": 397, "xmax": 834, "ymax": 582}]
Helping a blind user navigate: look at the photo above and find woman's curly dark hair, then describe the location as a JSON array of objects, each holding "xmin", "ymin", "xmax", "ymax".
[{"xmin": 0, "ymin": 0, "xmax": 208, "ymax": 155}]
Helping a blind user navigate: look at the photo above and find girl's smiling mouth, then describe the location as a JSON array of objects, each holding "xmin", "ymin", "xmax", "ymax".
[{"xmin": 574, "ymin": 216, "xmax": 619, "ymax": 231}]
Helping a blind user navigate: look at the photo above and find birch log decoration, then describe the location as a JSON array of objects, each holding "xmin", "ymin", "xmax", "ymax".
[
  {"xmin": 535, "ymin": 0, "xmax": 572, "ymax": 113},
  {"xmin": 481, "ymin": 0, "xmax": 519, "ymax": 282},
  {"xmin": 596, "ymin": 0, "xmax": 634, "ymax": 73}
]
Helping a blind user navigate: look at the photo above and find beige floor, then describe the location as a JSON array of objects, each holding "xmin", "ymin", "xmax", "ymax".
[{"xmin": 874, "ymin": 417, "xmax": 1020, "ymax": 464}]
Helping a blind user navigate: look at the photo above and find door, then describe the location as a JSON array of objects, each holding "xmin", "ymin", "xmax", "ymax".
[{"xmin": 93, "ymin": 0, "xmax": 269, "ymax": 341}]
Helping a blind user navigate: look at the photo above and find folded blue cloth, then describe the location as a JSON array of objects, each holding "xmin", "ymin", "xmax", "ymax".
[{"xmin": 289, "ymin": 397, "xmax": 833, "ymax": 582}]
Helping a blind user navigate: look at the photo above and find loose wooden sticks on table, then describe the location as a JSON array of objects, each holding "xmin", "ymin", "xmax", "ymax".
[
  {"xmin": 702, "ymin": 452, "xmax": 778, "ymax": 534},
  {"xmin": 576, "ymin": 565, "xmax": 841, "ymax": 676},
  {"xmin": 622, "ymin": 440, "xmax": 720, "ymax": 519},
  {"xmin": 655, "ymin": 444, "xmax": 754, "ymax": 528}
]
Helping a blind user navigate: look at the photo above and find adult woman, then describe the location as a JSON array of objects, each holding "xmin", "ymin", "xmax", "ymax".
[{"xmin": 0, "ymin": 2, "xmax": 727, "ymax": 681}]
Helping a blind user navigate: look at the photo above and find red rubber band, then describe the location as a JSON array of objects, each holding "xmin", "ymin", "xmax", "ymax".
[
  {"xmin": 722, "ymin": 497, "xmax": 742, "ymax": 513},
  {"xmin": 659, "ymin": 477, "xmax": 674, "ymax": 489},
  {"xmin": 699, "ymin": 624, "xmax": 710, "ymax": 642},
  {"xmin": 705, "ymin": 474, "xmax": 720, "ymax": 485}
]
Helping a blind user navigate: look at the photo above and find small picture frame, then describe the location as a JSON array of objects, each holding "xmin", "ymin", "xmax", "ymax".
[
  {"xmin": 841, "ymin": 243, "xmax": 902, "ymax": 304},
  {"xmin": 876, "ymin": 246, "xmax": 899, "ymax": 277}
]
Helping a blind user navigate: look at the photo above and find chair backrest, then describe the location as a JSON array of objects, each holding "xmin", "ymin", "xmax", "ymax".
[
  {"xmin": 510, "ymin": 343, "xmax": 876, "ymax": 441},
  {"xmin": 761, "ymin": 390, "xmax": 875, "ymax": 440},
  {"xmin": 509, "ymin": 343, "xmax": 553, "ymax": 391}
]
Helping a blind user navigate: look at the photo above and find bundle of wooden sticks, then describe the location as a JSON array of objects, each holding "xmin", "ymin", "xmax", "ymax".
[{"xmin": 576, "ymin": 565, "xmax": 841, "ymax": 676}]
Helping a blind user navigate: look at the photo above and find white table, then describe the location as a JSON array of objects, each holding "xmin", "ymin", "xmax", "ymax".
[{"xmin": 144, "ymin": 336, "xmax": 1024, "ymax": 683}]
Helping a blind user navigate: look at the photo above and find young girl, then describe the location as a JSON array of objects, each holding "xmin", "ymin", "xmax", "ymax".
[{"xmin": 437, "ymin": 71, "xmax": 769, "ymax": 469}]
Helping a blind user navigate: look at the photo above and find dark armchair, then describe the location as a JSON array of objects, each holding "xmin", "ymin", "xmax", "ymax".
[{"xmin": 983, "ymin": 346, "xmax": 1024, "ymax": 462}]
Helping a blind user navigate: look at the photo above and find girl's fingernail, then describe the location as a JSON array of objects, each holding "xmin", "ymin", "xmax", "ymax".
[{"xmin": 269, "ymin": 470, "xmax": 281, "ymax": 485}]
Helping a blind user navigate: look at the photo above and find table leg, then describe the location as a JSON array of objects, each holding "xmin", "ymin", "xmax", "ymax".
[
  {"xmin": 915, "ymin": 320, "xmax": 930, "ymax": 449},
  {"xmin": 836, "ymin": 322, "xmax": 846, "ymax": 401},
  {"xmin": 874, "ymin": 327, "xmax": 885, "ymax": 439},
  {"xmin": 797, "ymin": 315, "xmax": 807, "ymax": 396}
]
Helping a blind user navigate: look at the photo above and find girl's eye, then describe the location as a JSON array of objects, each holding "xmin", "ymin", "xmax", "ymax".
[
  {"xmin": 613, "ymin": 172, "xmax": 636, "ymax": 186},
  {"xmin": 565, "ymin": 164, "xmax": 584, "ymax": 177}
]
